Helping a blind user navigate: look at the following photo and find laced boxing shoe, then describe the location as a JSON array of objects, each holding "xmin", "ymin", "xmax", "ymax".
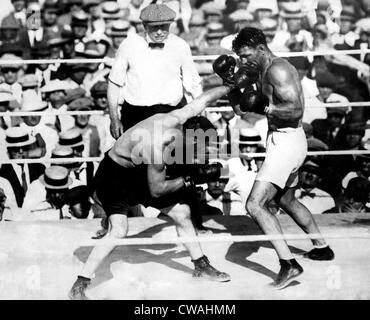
[
  {"xmin": 69, "ymin": 276, "xmax": 91, "ymax": 300},
  {"xmin": 303, "ymin": 246, "xmax": 335, "ymax": 261},
  {"xmin": 272, "ymin": 259, "xmax": 304, "ymax": 290},
  {"xmin": 192, "ymin": 255, "xmax": 231, "ymax": 282}
]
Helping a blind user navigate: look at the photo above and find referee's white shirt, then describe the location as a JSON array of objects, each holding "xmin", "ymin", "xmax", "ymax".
[{"xmin": 108, "ymin": 33, "xmax": 203, "ymax": 106}]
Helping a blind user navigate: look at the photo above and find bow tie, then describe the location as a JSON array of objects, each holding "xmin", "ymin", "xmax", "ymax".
[
  {"xmin": 299, "ymin": 190, "xmax": 316, "ymax": 199},
  {"xmin": 148, "ymin": 42, "xmax": 165, "ymax": 49}
]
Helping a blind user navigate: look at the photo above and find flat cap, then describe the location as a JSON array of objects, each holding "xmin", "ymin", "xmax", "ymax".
[
  {"xmin": 140, "ymin": 3, "xmax": 176, "ymax": 25},
  {"xmin": 90, "ymin": 81, "xmax": 108, "ymax": 97},
  {"xmin": 68, "ymin": 97, "xmax": 93, "ymax": 111}
]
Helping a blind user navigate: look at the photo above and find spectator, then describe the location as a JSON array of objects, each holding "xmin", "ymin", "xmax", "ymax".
[
  {"xmin": 332, "ymin": 10, "xmax": 359, "ymax": 49},
  {"xmin": 89, "ymin": 81, "xmax": 115, "ymax": 153},
  {"xmin": 48, "ymin": 36, "xmax": 68, "ymax": 60},
  {"xmin": 180, "ymin": 9, "xmax": 207, "ymax": 54},
  {"xmin": 0, "ymin": 53, "xmax": 24, "ymax": 103},
  {"xmin": 325, "ymin": 177, "xmax": 370, "ymax": 213},
  {"xmin": 28, "ymin": 42, "xmax": 54, "ymax": 88},
  {"xmin": 311, "ymin": 107, "xmax": 346, "ymax": 148},
  {"xmin": 19, "ymin": 166, "xmax": 92, "ymax": 220},
  {"xmin": 1, "ymin": 0, "xmax": 27, "ymax": 30},
  {"xmin": 58, "ymin": 0, "xmax": 85, "ymax": 27},
  {"xmin": 342, "ymin": 154, "xmax": 370, "ymax": 189},
  {"xmin": 106, "ymin": 20, "xmax": 131, "ymax": 57},
  {"xmin": 0, "ymin": 88, "xmax": 21, "ymax": 130},
  {"xmin": 42, "ymin": 0, "xmax": 65, "ymax": 40},
  {"xmin": 213, "ymin": 102, "xmax": 249, "ymax": 156},
  {"xmin": 295, "ymin": 160, "xmax": 335, "ymax": 214},
  {"xmin": 0, "ymin": 127, "xmax": 45, "ymax": 208},
  {"xmin": 288, "ymin": 56, "xmax": 327, "ymax": 123},
  {"xmin": 71, "ymin": 11, "xmax": 90, "ymax": 53},
  {"xmin": 199, "ymin": 160, "xmax": 244, "ymax": 216},
  {"xmin": 199, "ymin": 22, "xmax": 230, "ymax": 55},
  {"xmin": 101, "ymin": 1, "xmax": 126, "ymax": 30},
  {"xmin": 41, "ymin": 79, "xmax": 76, "ymax": 132},
  {"xmin": 0, "ymin": 15, "xmax": 21, "ymax": 46},
  {"xmin": 228, "ymin": 128, "xmax": 263, "ymax": 203},
  {"xmin": 20, "ymin": 90, "xmax": 59, "ymax": 158},
  {"xmin": 83, "ymin": 0, "xmax": 105, "ymax": 37},
  {"xmin": 271, "ymin": 2, "xmax": 313, "ymax": 52},
  {"xmin": 0, "ymin": 172, "xmax": 18, "ymax": 220},
  {"xmin": 68, "ymin": 97, "xmax": 101, "ymax": 157},
  {"xmin": 249, "ymin": 0, "xmax": 277, "ymax": 23}
]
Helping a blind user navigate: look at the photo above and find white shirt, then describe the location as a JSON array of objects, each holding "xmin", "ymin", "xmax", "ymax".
[
  {"xmin": 331, "ymin": 31, "xmax": 359, "ymax": 48},
  {"xmin": 301, "ymin": 76, "xmax": 327, "ymax": 123},
  {"xmin": 27, "ymin": 28, "xmax": 44, "ymax": 47},
  {"xmin": 295, "ymin": 187, "xmax": 335, "ymax": 214},
  {"xmin": 269, "ymin": 30, "xmax": 314, "ymax": 52},
  {"xmin": 20, "ymin": 122, "xmax": 59, "ymax": 158},
  {"xmin": 89, "ymin": 114, "xmax": 115, "ymax": 154},
  {"xmin": 109, "ymin": 33, "xmax": 202, "ymax": 106}
]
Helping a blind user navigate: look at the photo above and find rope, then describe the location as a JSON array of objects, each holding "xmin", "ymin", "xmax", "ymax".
[
  {"xmin": 2, "ymin": 101, "xmax": 370, "ymax": 117},
  {"xmin": 0, "ymin": 110, "xmax": 105, "ymax": 117},
  {"xmin": 1, "ymin": 150, "xmax": 370, "ymax": 165},
  {"xmin": 1, "ymin": 48, "xmax": 369, "ymax": 66},
  {"xmin": 80, "ymin": 231, "xmax": 370, "ymax": 247}
]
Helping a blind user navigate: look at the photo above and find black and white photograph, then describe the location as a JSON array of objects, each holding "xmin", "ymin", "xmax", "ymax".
[{"xmin": 0, "ymin": 0, "xmax": 370, "ymax": 306}]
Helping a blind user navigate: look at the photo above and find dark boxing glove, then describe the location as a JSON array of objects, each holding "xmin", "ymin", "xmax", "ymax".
[
  {"xmin": 232, "ymin": 63, "xmax": 260, "ymax": 89},
  {"xmin": 185, "ymin": 163, "xmax": 222, "ymax": 186},
  {"xmin": 239, "ymin": 90, "xmax": 270, "ymax": 114},
  {"xmin": 212, "ymin": 55, "xmax": 236, "ymax": 86}
]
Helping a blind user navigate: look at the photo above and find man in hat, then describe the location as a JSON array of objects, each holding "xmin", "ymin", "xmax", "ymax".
[
  {"xmin": 214, "ymin": 26, "xmax": 335, "ymax": 289},
  {"xmin": 295, "ymin": 160, "xmax": 335, "ymax": 215},
  {"xmin": 0, "ymin": 88, "xmax": 21, "ymax": 131},
  {"xmin": 68, "ymin": 97, "xmax": 102, "ymax": 157},
  {"xmin": 0, "ymin": 16, "xmax": 21, "ymax": 46},
  {"xmin": 0, "ymin": 54, "xmax": 24, "ymax": 103},
  {"xmin": 19, "ymin": 165, "xmax": 91, "ymax": 221},
  {"xmin": 58, "ymin": 127, "xmax": 97, "ymax": 187},
  {"xmin": 58, "ymin": 0, "xmax": 85, "ymax": 26},
  {"xmin": 272, "ymin": 2, "xmax": 313, "ymax": 52},
  {"xmin": 199, "ymin": 159, "xmax": 244, "ymax": 216},
  {"xmin": 311, "ymin": 106, "xmax": 347, "ymax": 149},
  {"xmin": 89, "ymin": 81, "xmax": 115, "ymax": 153},
  {"xmin": 342, "ymin": 154, "xmax": 370, "ymax": 189},
  {"xmin": 69, "ymin": 83, "xmax": 234, "ymax": 300},
  {"xmin": 42, "ymin": 0, "xmax": 65, "ymax": 40},
  {"xmin": 101, "ymin": 1, "xmax": 126, "ymax": 30},
  {"xmin": 19, "ymin": 90, "xmax": 59, "ymax": 158},
  {"xmin": 228, "ymin": 128, "xmax": 263, "ymax": 203},
  {"xmin": 331, "ymin": 10, "xmax": 359, "ymax": 49},
  {"xmin": 199, "ymin": 22, "xmax": 231, "ymax": 55},
  {"xmin": 108, "ymin": 2, "xmax": 202, "ymax": 138},
  {"xmin": 106, "ymin": 20, "xmax": 131, "ymax": 57},
  {"xmin": 1, "ymin": 0, "xmax": 27, "ymax": 30},
  {"xmin": 180, "ymin": 9, "xmax": 207, "ymax": 54},
  {"xmin": 0, "ymin": 127, "xmax": 45, "ymax": 208},
  {"xmin": 325, "ymin": 177, "xmax": 370, "ymax": 214},
  {"xmin": 41, "ymin": 79, "xmax": 78, "ymax": 133},
  {"xmin": 83, "ymin": 0, "xmax": 105, "ymax": 37},
  {"xmin": 71, "ymin": 11, "xmax": 90, "ymax": 53}
]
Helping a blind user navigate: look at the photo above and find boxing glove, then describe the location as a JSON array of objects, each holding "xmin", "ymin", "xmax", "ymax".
[
  {"xmin": 212, "ymin": 55, "xmax": 236, "ymax": 86},
  {"xmin": 186, "ymin": 163, "xmax": 222, "ymax": 185},
  {"xmin": 232, "ymin": 64, "xmax": 260, "ymax": 89},
  {"xmin": 239, "ymin": 90, "xmax": 270, "ymax": 114}
]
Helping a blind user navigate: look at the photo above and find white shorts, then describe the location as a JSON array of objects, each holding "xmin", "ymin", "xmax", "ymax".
[{"xmin": 256, "ymin": 127, "xmax": 307, "ymax": 189}]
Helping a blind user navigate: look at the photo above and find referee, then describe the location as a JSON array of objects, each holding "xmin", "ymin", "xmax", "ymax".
[{"xmin": 108, "ymin": 1, "xmax": 203, "ymax": 138}]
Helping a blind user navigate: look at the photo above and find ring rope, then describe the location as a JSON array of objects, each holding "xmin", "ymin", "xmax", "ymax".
[
  {"xmin": 1, "ymin": 150, "xmax": 370, "ymax": 165},
  {"xmin": 80, "ymin": 231, "xmax": 370, "ymax": 247},
  {"xmin": 0, "ymin": 48, "xmax": 369, "ymax": 66},
  {"xmin": 1, "ymin": 101, "xmax": 370, "ymax": 117}
]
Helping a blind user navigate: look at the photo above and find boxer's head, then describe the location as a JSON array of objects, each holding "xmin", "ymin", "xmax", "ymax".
[{"xmin": 232, "ymin": 27, "xmax": 269, "ymax": 70}]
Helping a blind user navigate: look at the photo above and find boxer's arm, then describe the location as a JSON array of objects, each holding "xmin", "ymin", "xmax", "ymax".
[
  {"xmin": 264, "ymin": 65, "xmax": 303, "ymax": 120},
  {"xmin": 147, "ymin": 163, "xmax": 186, "ymax": 198},
  {"xmin": 169, "ymin": 86, "xmax": 231, "ymax": 126}
]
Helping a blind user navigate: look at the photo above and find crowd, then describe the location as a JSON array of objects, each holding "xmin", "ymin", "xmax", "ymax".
[{"xmin": 1, "ymin": 0, "xmax": 370, "ymax": 222}]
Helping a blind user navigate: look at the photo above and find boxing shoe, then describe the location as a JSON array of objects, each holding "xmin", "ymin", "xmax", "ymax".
[
  {"xmin": 69, "ymin": 276, "xmax": 91, "ymax": 300},
  {"xmin": 192, "ymin": 255, "xmax": 231, "ymax": 282},
  {"xmin": 304, "ymin": 246, "xmax": 335, "ymax": 261},
  {"xmin": 272, "ymin": 259, "xmax": 303, "ymax": 290}
]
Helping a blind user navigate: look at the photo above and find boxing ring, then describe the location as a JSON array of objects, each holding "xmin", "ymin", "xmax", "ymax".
[{"xmin": 1, "ymin": 49, "xmax": 370, "ymax": 300}]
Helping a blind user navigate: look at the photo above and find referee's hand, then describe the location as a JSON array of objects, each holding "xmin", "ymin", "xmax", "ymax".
[{"xmin": 110, "ymin": 120, "xmax": 124, "ymax": 140}]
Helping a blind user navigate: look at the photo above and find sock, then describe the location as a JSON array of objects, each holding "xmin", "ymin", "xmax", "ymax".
[
  {"xmin": 77, "ymin": 275, "xmax": 91, "ymax": 282},
  {"xmin": 313, "ymin": 244, "xmax": 328, "ymax": 249}
]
